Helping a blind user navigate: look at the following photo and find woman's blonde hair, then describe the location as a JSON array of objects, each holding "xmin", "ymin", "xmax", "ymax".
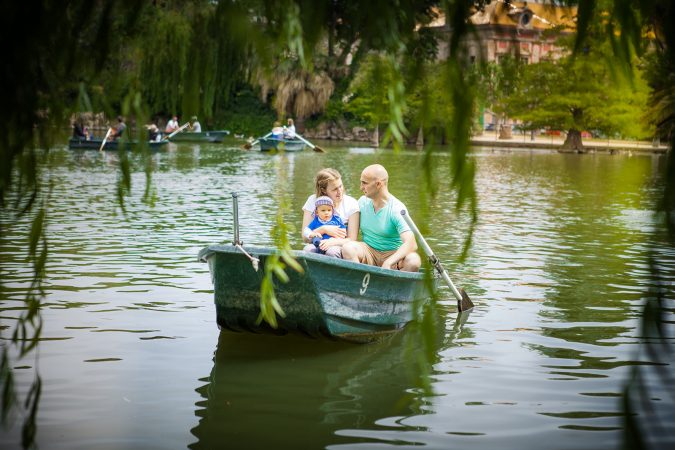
[{"xmin": 314, "ymin": 168, "xmax": 342, "ymax": 198}]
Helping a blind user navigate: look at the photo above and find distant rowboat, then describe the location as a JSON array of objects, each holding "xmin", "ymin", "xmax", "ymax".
[
  {"xmin": 167, "ymin": 130, "xmax": 230, "ymax": 143},
  {"xmin": 258, "ymin": 137, "xmax": 306, "ymax": 152},
  {"xmin": 68, "ymin": 138, "xmax": 169, "ymax": 150}
]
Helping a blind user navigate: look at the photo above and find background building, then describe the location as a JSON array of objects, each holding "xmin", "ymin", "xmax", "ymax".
[{"xmin": 430, "ymin": 1, "xmax": 578, "ymax": 131}]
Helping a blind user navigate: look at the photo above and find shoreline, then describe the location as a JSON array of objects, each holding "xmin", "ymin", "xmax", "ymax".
[
  {"xmin": 469, "ymin": 133, "xmax": 669, "ymax": 154},
  {"xmin": 306, "ymin": 130, "xmax": 669, "ymax": 154}
]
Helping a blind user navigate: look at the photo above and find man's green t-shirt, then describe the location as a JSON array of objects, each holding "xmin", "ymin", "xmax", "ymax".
[{"xmin": 358, "ymin": 195, "xmax": 410, "ymax": 251}]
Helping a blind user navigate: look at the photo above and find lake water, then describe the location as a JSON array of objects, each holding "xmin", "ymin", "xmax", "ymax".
[{"xmin": 1, "ymin": 141, "xmax": 673, "ymax": 449}]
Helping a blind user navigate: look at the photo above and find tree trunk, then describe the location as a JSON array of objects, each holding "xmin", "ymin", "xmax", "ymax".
[
  {"xmin": 499, "ymin": 124, "xmax": 512, "ymax": 139},
  {"xmin": 416, "ymin": 126, "xmax": 424, "ymax": 149},
  {"xmin": 295, "ymin": 116, "xmax": 305, "ymax": 134},
  {"xmin": 372, "ymin": 124, "xmax": 379, "ymax": 147},
  {"xmin": 560, "ymin": 128, "xmax": 585, "ymax": 153}
]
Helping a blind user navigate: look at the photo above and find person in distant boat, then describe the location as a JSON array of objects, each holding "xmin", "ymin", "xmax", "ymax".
[
  {"xmin": 283, "ymin": 118, "xmax": 296, "ymax": 138},
  {"xmin": 341, "ymin": 164, "xmax": 421, "ymax": 272},
  {"xmin": 303, "ymin": 196, "xmax": 347, "ymax": 256},
  {"xmin": 190, "ymin": 116, "xmax": 202, "ymax": 133},
  {"xmin": 165, "ymin": 115, "xmax": 179, "ymax": 134},
  {"xmin": 147, "ymin": 123, "xmax": 161, "ymax": 142},
  {"xmin": 271, "ymin": 121, "xmax": 284, "ymax": 139},
  {"xmin": 72, "ymin": 119, "xmax": 89, "ymax": 140},
  {"xmin": 301, "ymin": 168, "xmax": 360, "ymax": 258},
  {"xmin": 109, "ymin": 116, "xmax": 126, "ymax": 141}
]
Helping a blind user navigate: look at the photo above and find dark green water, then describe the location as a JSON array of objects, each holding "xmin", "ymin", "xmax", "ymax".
[{"xmin": 0, "ymin": 140, "xmax": 672, "ymax": 449}]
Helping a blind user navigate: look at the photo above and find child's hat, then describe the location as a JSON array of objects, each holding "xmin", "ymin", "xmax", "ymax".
[{"xmin": 315, "ymin": 196, "xmax": 334, "ymax": 208}]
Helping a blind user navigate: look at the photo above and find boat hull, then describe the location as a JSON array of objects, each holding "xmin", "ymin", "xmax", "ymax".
[
  {"xmin": 168, "ymin": 130, "xmax": 229, "ymax": 143},
  {"xmin": 258, "ymin": 137, "xmax": 306, "ymax": 152},
  {"xmin": 68, "ymin": 138, "xmax": 169, "ymax": 150},
  {"xmin": 198, "ymin": 245, "xmax": 431, "ymax": 342}
]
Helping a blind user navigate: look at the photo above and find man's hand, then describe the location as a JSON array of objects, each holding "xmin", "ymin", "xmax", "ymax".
[{"xmin": 381, "ymin": 256, "xmax": 400, "ymax": 271}]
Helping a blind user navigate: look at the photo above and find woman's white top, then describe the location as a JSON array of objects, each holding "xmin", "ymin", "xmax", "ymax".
[{"xmin": 303, "ymin": 194, "xmax": 359, "ymax": 224}]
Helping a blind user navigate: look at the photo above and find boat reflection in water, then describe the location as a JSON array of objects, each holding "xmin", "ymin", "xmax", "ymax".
[{"xmin": 189, "ymin": 312, "xmax": 471, "ymax": 449}]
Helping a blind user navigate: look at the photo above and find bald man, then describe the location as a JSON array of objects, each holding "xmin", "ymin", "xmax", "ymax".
[{"xmin": 342, "ymin": 164, "xmax": 421, "ymax": 272}]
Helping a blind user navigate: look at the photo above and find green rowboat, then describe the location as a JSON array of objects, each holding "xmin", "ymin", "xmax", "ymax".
[
  {"xmin": 167, "ymin": 130, "xmax": 230, "ymax": 143},
  {"xmin": 68, "ymin": 138, "xmax": 169, "ymax": 150},
  {"xmin": 258, "ymin": 137, "xmax": 306, "ymax": 152},
  {"xmin": 198, "ymin": 245, "xmax": 432, "ymax": 343}
]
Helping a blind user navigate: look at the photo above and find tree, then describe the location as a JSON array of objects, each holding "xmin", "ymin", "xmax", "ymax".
[
  {"xmin": 256, "ymin": 63, "xmax": 335, "ymax": 128},
  {"xmin": 344, "ymin": 55, "xmax": 396, "ymax": 130},
  {"xmin": 251, "ymin": 0, "xmax": 442, "ymax": 129},
  {"xmin": 473, "ymin": 55, "xmax": 525, "ymax": 130},
  {"xmin": 503, "ymin": 52, "xmax": 651, "ymax": 151},
  {"xmin": 0, "ymin": 3, "xmax": 146, "ymax": 447}
]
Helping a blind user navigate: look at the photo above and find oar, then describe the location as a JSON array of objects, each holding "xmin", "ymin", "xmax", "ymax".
[
  {"xmin": 401, "ymin": 210, "xmax": 474, "ymax": 312},
  {"xmin": 294, "ymin": 133, "xmax": 325, "ymax": 153},
  {"xmin": 243, "ymin": 132, "xmax": 272, "ymax": 150},
  {"xmin": 98, "ymin": 128, "xmax": 112, "ymax": 152},
  {"xmin": 163, "ymin": 122, "xmax": 190, "ymax": 141}
]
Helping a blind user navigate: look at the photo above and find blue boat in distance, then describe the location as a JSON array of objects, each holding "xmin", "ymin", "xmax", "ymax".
[
  {"xmin": 168, "ymin": 130, "xmax": 230, "ymax": 143},
  {"xmin": 258, "ymin": 137, "xmax": 306, "ymax": 152},
  {"xmin": 68, "ymin": 138, "xmax": 169, "ymax": 150}
]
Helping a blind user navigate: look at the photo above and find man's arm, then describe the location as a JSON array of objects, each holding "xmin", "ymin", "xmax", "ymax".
[{"xmin": 381, "ymin": 230, "xmax": 417, "ymax": 270}]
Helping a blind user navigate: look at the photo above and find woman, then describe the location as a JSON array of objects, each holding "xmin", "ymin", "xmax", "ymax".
[
  {"xmin": 72, "ymin": 120, "xmax": 89, "ymax": 140},
  {"xmin": 190, "ymin": 116, "xmax": 202, "ymax": 133},
  {"xmin": 283, "ymin": 118, "xmax": 296, "ymax": 138},
  {"xmin": 302, "ymin": 168, "xmax": 360, "ymax": 258},
  {"xmin": 271, "ymin": 121, "xmax": 284, "ymax": 139}
]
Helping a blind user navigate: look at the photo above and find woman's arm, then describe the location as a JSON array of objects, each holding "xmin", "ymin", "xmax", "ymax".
[{"xmin": 301, "ymin": 210, "xmax": 314, "ymax": 243}]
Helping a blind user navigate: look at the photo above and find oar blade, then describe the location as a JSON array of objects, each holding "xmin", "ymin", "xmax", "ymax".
[
  {"xmin": 242, "ymin": 139, "xmax": 258, "ymax": 150},
  {"xmin": 295, "ymin": 133, "xmax": 326, "ymax": 153},
  {"xmin": 401, "ymin": 209, "xmax": 474, "ymax": 312},
  {"xmin": 242, "ymin": 132, "xmax": 270, "ymax": 150},
  {"xmin": 458, "ymin": 288, "xmax": 474, "ymax": 312}
]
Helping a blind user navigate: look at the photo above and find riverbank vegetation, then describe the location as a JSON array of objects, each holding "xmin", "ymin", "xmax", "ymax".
[
  {"xmin": 46, "ymin": 2, "xmax": 657, "ymax": 149},
  {"xmin": 2, "ymin": 1, "xmax": 673, "ymax": 448}
]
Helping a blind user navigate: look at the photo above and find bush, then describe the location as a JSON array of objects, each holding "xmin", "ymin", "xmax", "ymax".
[{"xmin": 215, "ymin": 86, "xmax": 277, "ymax": 136}]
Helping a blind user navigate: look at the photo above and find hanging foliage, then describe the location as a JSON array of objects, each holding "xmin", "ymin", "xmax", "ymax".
[
  {"xmin": 268, "ymin": 67, "xmax": 335, "ymax": 119},
  {"xmin": 139, "ymin": 9, "xmax": 193, "ymax": 115}
]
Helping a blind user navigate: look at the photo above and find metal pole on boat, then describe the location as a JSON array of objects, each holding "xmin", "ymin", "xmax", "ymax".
[
  {"xmin": 230, "ymin": 192, "xmax": 259, "ymax": 271},
  {"xmin": 401, "ymin": 210, "xmax": 474, "ymax": 312},
  {"xmin": 232, "ymin": 192, "xmax": 241, "ymax": 245}
]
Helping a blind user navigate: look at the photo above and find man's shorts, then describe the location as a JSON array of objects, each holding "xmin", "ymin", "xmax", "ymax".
[{"xmin": 351, "ymin": 241, "xmax": 399, "ymax": 268}]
